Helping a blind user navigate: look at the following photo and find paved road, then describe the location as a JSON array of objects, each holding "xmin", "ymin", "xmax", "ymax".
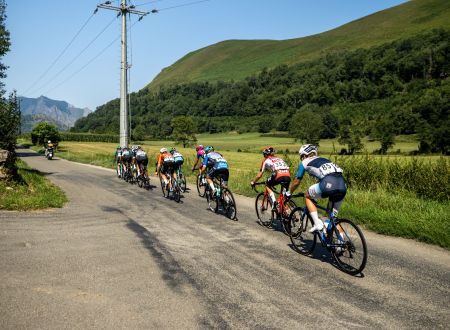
[{"xmin": 1, "ymin": 148, "xmax": 449, "ymax": 329}]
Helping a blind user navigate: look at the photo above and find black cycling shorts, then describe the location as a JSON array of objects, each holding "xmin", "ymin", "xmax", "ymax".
[
  {"xmin": 266, "ymin": 175, "xmax": 291, "ymax": 192},
  {"xmin": 319, "ymin": 173, "xmax": 347, "ymax": 202},
  {"xmin": 208, "ymin": 168, "xmax": 229, "ymax": 182}
]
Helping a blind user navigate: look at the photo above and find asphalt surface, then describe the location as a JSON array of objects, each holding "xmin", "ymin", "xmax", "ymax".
[{"xmin": 1, "ymin": 147, "xmax": 449, "ymax": 329}]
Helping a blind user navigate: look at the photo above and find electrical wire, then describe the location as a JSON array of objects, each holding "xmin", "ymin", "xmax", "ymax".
[
  {"xmin": 157, "ymin": 0, "xmax": 210, "ymax": 12},
  {"xmin": 23, "ymin": 11, "xmax": 96, "ymax": 95},
  {"xmin": 29, "ymin": 15, "xmax": 118, "ymax": 96}
]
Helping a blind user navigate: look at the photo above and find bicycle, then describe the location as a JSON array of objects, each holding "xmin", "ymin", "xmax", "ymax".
[
  {"xmin": 175, "ymin": 166, "xmax": 187, "ymax": 193},
  {"xmin": 159, "ymin": 170, "xmax": 181, "ymax": 202},
  {"xmin": 205, "ymin": 176, "xmax": 237, "ymax": 220},
  {"xmin": 136, "ymin": 162, "xmax": 150, "ymax": 189},
  {"xmin": 288, "ymin": 193, "xmax": 368, "ymax": 275},
  {"xmin": 253, "ymin": 182, "xmax": 297, "ymax": 234}
]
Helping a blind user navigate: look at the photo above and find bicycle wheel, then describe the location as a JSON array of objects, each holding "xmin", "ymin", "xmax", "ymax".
[
  {"xmin": 255, "ymin": 193, "xmax": 273, "ymax": 228},
  {"xmin": 281, "ymin": 199, "xmax": 297, "ymax": 234},
  {"xmin": 206, "ymin": 188, "xmax": 218, "ymax": 212},
  {"xmin": 288, "ymin": 207, "xmax": 316, "ymax": 255},
  {"xmin": 331, "ymin": 218, "xmax": 368, "ymax": 275},
  {"xmin": 196, "ymin": 175, "xmax": 206, "ymax": 197},
  {"xmin": 159, "ymin": 175, "xmax": 168, "ymax": 197},
  {"xmin": 222, "ymin": 189, "xmax": 237, "ymax": 220},
  {"xmin": 179, "ymin": 173, "xmax": 187, "ymax": 193},
  {"xmin": 173, "ymin": 180, "xmax": 181, "ymax": 203}
]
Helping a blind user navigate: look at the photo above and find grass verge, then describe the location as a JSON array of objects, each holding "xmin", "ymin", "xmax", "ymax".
[{"xmin": 0, "ymin": 159, "xmax": 67, "ymax": 210}]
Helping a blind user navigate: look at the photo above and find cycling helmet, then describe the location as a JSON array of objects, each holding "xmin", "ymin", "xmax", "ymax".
[
  {"xmin": 160, "ymin": 147, "xmax": 167, "ymax": 153},
  {"xmin": 298, "ymin": 144, "xmax": 318, "ymax": 158},
  {"xmin": 262, "ymin": 146, "xmax": 274, "ymax": 157},
  {"xmin": 48, "ymin": 140, "xmax": 51, "ymax": 143},
  {"xmin": 195, "ymin": 144, "xmax": 204, "ymax": 152},
  {"xmin": 137, "ymin": 145, "xmax": 141, "ymax": 150},
  {"xmin": 169, "ymin": 147, "xmax": 176, "ymax": 154},
  {"xmin": 204, "ymin": 146, "xmax": 214, "ymax": 154}
]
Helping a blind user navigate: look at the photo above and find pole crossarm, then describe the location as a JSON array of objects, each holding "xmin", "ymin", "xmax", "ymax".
[{"xmin": 97, "ymin": 3, "xmax": 149, "ymax": 16}]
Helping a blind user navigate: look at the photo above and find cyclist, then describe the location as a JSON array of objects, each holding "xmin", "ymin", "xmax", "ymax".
[
  {"xmin": 170, "ymin": 147, "xmax": 184, "ymax": 173},
  {"xmin": 156, "ymin": 147, "xmax": 175, "ymax": 190},
  {"xmin": 200, "ymin": 146, "xmax": 229, "ymax": 196},
  {"xmin": 135, "ymin": 146, "xmax": 148, "ymax": 177},
  {"xmin": 288, "ymin": 144, "xmax": 347, "ymax": 232},
  {"xmin": 121, "ymin": 146, "xmax": 132, "ymax": 175},
  {"xmin": 191, "ymin": 144, "xmax": 205, "ymax": 172},
  {"xmin": 250, "ymin": 146, "xmax": 291, "ymax": 210},
  {"xmin": 114, "ymin": 145, "xmax": 123, "ymax": 176}
]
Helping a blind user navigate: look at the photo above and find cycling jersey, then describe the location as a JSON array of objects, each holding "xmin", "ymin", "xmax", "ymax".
[
  {"xmin": 158, "ymin": 152, "xmax": 175, "ymax": 174},
  {"xmin": 121, "ymin": 149, "xmax": 131, "ymax": 163},
  {"xmin": 196, "ymin": 149, "xmax": 205, "ymax": 160},
  {"xmin": 135, "ymin": 150, "xmax": 148, "ymax": 166},
  {"xmin": 173, "ymin": 151, "xmax": 184, "ymax": 164},
  {"xmin": 260, "ymin": 156, "xmax": 290, "ymax": 180},
  {"xmin": 296, "ymin": 156, "xmax": 346, "ymax": 202},
  {"xmin": 203, "ymin": 152, "xmax": 228, "ymax": 171}
]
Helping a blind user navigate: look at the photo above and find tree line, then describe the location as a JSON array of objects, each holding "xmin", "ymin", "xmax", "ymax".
[{"xmin": 72, "ymin": 29, "xmax": 450, "ymax": 154}]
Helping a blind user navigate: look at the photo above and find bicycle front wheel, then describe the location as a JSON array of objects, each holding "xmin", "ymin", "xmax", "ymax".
[
  {"xmin": 288, "ymin": 207, "xmax": 316, "ymax": 255},
  {"xmin": 255, "ymin": 193, "xmax": 273, "ymax": 228},
  {"xmin": 179, "ymin": 173, "xmax": 187, "ymax": 193},
  {"xmin": 223, "ymin": 189, "xmax": 237, "ymax": 220},
  {"xmin": 173, "ymin": 180, "xmax": 181, "ymax": 203},
  {"xmin": 196, "ymin": 175, "xmax": 206, "ymax": 197},
  {"xmin": 331, "ymin": 218, "xmax": 368, "ymax": 275},
  {"xmin": 281, "ymin": 199, "xmax": 297, "ymax": 235}
]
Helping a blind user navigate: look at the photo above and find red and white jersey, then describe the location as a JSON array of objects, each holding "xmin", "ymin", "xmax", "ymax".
[{"xmin": 260, "ymin": 156, "xmax": 290, "ymax": 177}]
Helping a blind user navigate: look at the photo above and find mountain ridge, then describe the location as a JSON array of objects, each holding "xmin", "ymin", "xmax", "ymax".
[
  {"xmin": 19, "ymin": 96, "xmax": 92, "ymax": 132},
  {"xmin": 147, "ymin": 0, "xmax": 450, "ymax": 90}
]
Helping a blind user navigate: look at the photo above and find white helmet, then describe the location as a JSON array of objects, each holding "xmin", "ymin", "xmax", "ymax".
[
  {"xmin": 299, "ymin": 144, "xmax": 318, "ymax": 158},
  {"xmin": 160, "ymin": 147, "xmax": 167, "ymax": 153},
  {"xmin": 48, "ymin": 140, "xmax": 51, "ymax": 143}
]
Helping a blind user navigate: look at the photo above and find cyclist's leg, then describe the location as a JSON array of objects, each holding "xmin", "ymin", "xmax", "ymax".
[{"xmin": 305, "ymin": 183, "xmax": 324, "ymax": 232}]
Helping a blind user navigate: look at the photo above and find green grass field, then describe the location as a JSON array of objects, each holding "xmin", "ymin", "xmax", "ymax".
[
  {"xmin": 0, "ymin": 160, "xmax": 67, "ymax": 210},
  {"xmin": 32, "ymin": 133, "xmax": 449, "ymax": 249}
]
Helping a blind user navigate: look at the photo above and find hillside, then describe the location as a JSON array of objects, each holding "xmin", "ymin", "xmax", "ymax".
[
  {"xmin": 148, "ymin": 0, "xmax": 450, "ymax": 89},
  {"xmin": 19, "ymin": 96, "xmax": 92, "ymax": 132}
]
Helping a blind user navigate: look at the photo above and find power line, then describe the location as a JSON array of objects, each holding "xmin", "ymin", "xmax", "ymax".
[
  {"xmin": 156, "ymin": 0, "xmax": 210, "ymax": 12},
  {"xmin": 23, "ymin": 11, "xmax": 97, "ymax": 96},
  {"xmin": 29, "ymin": 16, "xmax": 118, "ymax": 96}
]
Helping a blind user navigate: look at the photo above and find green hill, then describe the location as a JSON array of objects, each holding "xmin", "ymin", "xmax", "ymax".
[{"xmin": 148, "ymin": 0, "xmax": 450, "ymax": 89}]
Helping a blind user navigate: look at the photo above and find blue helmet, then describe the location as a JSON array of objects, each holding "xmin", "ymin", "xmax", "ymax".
[{"xmin": 205, "ymin": 146, "xmax": 214, "ymax": 154}]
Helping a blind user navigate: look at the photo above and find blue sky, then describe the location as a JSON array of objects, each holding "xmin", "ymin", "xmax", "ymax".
[{"xmin": 4, "ymin": 0, "xmax": 407, "ymax": 110}]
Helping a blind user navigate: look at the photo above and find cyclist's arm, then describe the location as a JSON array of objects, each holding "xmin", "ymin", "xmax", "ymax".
[
  {"xmin": 192, "ymin": 157, "xmax": 199, "ymax": 171},
  {"xmin": 289, "ymin": 163, "xmax": 305, "ymax": 194}
]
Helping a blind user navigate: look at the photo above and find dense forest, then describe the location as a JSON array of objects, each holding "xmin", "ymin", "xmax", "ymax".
[{"xmin": 73, "ymin": 29, "xmax": 450, "ymax": 154}]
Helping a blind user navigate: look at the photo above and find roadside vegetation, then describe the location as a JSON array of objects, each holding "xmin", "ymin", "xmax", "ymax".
[
  {"xmin": 0, "ymin": 159, "xmax": 67, "ymax": 210},
  {"xmin": 31, "ymin": 136, "xmax": 449, "ymax": 249}
]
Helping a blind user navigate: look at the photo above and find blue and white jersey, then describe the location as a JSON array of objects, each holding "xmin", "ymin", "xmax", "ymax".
[
  {"xmin": 296, "ymin": 156, "xmax": 343, "ymax": 180},
  {"xmin": 172, "ymin": 151, "xmax": 184, "ymax": 163},
  {"xmin": 203, "ymin": 152, "xmax": 228, "ymax": 170}
]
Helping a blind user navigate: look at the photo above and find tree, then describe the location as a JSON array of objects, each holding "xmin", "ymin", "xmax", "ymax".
[
  {"xmin": 288, "ymin": 104, "xmax": 324, "ymax": 145},
  {"xmin": 31, "ymin": 122, "xmax": 60, "ymax": 146},
  {"xmin": 171, "ymin": 116, "xmax": 197, "ymax": 148},
  {"xmin": 372, "ymin": 116, "xmax": 396, "ymax": 154},
  {"xmin": 0, "ymin": 0, "xmax": 19, "ymax": 174},
  {"xmin": 338, "ymin": 120, "xmax": 364, "ymax": 154}
]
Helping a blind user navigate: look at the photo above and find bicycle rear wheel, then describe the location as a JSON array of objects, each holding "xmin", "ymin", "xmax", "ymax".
[
  {"xmin": 196, "ymin": 174, "xmax": 206, "ymax": 197},
  {"xmin": 288, "ymin": 207, "xmax": 316, "ymax": 255},
  {"xmin": 160, "ymin": 175, "xmax": 168, "ymax": 197},
  {"xmin": 173, "ymin": 180, "xmax": 181, "ymax": 202},
  {"xmin": 179, "ymin": 173, "xmax": 187, "ymax": 193},
  {"xmin": 222, "ymin": 189, "xmax": 237, "ymax": 220},
  {"xmin": 206, "ymin": 188, "xmax": 218, "ymax": 212},
  {"xmin": 281, "ymin": 199, "xmax": 297, "ymax": 235},
  {"xmin": 255, "ymin": 193, "xmax": 273, "ymax": 228},
  {"xmin": 331, "ymin": 218, "xmax": 368, "ymax": 275}
]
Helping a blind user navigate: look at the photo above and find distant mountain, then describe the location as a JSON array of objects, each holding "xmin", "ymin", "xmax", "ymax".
[
  {"xmin": 148, "ymin": 0, "xmax": 450, "ymax": 90},
  {"xmin": 19, "ymin": 96, "xmax": 92, "ymax": 132}
]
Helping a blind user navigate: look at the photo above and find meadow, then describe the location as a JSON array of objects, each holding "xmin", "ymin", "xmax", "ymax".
[{"xmin": 32, "ymin": 132, "xmax": 449, "ymax": 249}]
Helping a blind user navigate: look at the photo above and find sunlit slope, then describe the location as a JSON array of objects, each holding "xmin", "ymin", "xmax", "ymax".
[{"xmin": 148, "ymin": 0, "xmax": 450, "ymax": 89}]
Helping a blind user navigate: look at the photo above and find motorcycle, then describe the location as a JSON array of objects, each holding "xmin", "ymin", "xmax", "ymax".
[{"xmin": 46, "ymin": 147, "xmax": 53, "ymax": 160}]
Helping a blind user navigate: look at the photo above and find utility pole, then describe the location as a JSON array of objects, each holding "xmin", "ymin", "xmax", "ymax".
[{"xmin": 97, "ymin": 1, "xmax": 149, "ymax": 148}]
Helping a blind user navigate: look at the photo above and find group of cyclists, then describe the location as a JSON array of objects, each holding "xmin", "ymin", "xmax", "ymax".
[{"xmin": 114, "ymin": 142, "xmax": 347, "ymax": 234}]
